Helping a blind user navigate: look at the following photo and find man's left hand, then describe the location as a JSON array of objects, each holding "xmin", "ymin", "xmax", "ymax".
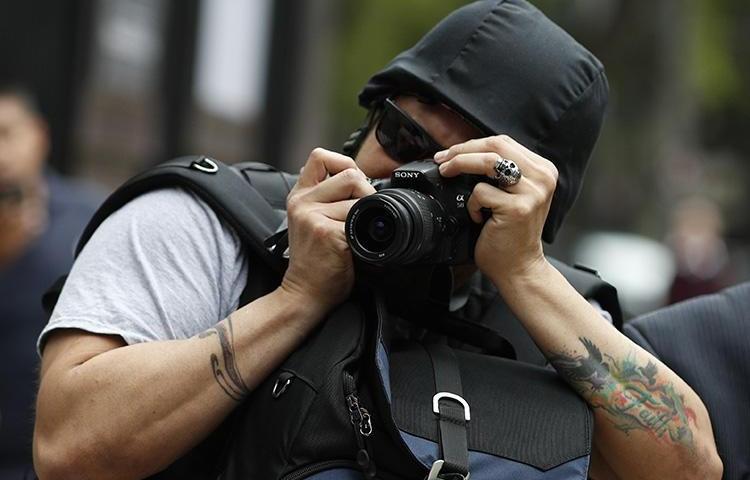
[{"xmin": 434, "ymin": 134, "xmax": 558, "ymax": 285}]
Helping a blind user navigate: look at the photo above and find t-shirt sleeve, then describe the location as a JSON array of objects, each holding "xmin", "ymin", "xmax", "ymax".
[{"xmin": 37, "ymin": 187, "xmax": 249, "ymax": 354}]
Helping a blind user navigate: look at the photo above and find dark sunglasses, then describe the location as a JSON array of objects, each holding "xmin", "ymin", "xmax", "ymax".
[{"xmin": 375, "ymin": 98, "xmax": 444, "ymax": 164}]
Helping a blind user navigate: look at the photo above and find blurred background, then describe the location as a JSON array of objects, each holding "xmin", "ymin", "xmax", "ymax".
[{"xmin": 1, "ymin": 0, "xmax": 749, "ymax": 314}]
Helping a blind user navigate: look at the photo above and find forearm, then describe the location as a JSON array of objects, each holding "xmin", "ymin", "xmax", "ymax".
[
  {"xmin": 34, "ymin": 286, "xmax": 323, "ymax": 480},
  {"xmin": 491, "ymin": 260, "xmax": 722, "ymax": 480}
]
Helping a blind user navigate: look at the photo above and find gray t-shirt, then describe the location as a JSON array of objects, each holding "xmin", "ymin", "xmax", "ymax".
[{"xmin": 38, "ymin": 188, "xmax": 249, "ymax": 352}]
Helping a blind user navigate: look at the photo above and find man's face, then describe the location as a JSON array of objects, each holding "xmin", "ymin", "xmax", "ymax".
[
  {"xmin": 0, "ymin": 94, "xmax": 48, "ymax": 189},
  {"xmin": 354, "ymin": 95, "xmax": 482, "ymax": 179}
]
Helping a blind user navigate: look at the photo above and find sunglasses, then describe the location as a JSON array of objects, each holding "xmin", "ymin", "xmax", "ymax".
[{"xmin": 375, "ymin": 98, "xmax": 444, "ymax": 164}]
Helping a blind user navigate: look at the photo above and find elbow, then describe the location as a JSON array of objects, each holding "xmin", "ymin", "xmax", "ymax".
[
  {"xmin": 677, "ymin": 439, "xmax": 723, "ymax": 480},
  {"xmin": 33, "ymin": 429, "xmax": 135, "ymax": 480},
  {"xmin": 33, "ymin": 405, "xmax": 101, "ymax": 480},
  {"xmin": 699, "ymin": 448, "xmax": 723, "ymax": 480},
  {"xmin": 693, "ymin": 427, "xmax": 724, "ymax": 480},
  {"xmin": 34, "ymin": 433, "xmax": 91, "ymax": 480}
]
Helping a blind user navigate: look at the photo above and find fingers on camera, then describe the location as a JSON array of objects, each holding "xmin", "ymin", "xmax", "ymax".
[
  {"xmin": 438, "ymin": 152, "xmax": 509, "ymax": 180},
  {"xmin": 306, "ymin": 168, "xmax": 374, "ymax": 203},
  {"xmin": 299, "ymin": 148, "xmax": 357, "ymax": 186},
  {"xmin": 324, "ymin": 199, "xmax": 359, "ymax": 222},
  {"xmin": 467, "ymin": 182, "xmax": 513, "ymax": 222}
]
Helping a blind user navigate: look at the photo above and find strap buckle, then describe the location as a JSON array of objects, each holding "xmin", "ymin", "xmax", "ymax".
[
  {"xmin": 432, "ymin": 392, "xmax": 471, "ymax": 421},
  {"xmin": 427, "ymin": 460, "xmax": 470, "ymax": 480}
]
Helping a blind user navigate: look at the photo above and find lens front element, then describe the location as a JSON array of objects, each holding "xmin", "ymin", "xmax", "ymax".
[{"xmin": 356, "ymin": 208, "xmax": 397, "ymax": 253}]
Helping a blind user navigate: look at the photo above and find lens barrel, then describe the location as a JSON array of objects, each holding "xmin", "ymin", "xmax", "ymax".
[{"xmin": 346, "ymin": 188, "xmax": 444, "ymax": 265}]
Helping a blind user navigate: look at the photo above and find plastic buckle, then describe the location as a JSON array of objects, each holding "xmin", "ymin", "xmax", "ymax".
[
  {"xmin": 191, "ymin": 157, "xmax": 218, "ymax": 174},
  {"xmin": 432, "ymin": 392, "xmax": 471, "ymax": 421},
  {"xmin": 426, "ymin": 460, "xmax": 470, "ymax": 480}
]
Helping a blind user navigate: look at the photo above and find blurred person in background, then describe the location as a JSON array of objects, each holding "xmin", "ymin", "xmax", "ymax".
[
  {"xmin": 0, "ymin": 82, "xmax": 102, "ymax": 478},
  {"xmin": 667, "ymin": 196, "xmax": 734, "ymax": 304}
]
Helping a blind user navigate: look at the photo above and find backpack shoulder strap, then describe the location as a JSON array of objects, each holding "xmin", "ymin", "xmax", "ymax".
[
  {"xmin": 43, "ymin": 156, "xmax": 290, "ymax": 315},
  {"xmin": 234, "ymin": 161, "xmax": 298, "ymax": 211},
  {"xmin": 231, "ymin": 162, "xmax": 298, "ymax": 305},
  {"xmin": 75, "ymin": 156, "xmax": 285, "ymax": 264}
]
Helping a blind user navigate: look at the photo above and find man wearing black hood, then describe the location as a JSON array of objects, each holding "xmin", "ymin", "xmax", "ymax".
[{"xmin": 34, "ymin": 1, "xmax": 721, "ymax": 479}]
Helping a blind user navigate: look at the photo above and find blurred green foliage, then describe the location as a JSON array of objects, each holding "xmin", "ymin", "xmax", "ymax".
[{"xmin": 689, "ymin": 0, "xmax": 741, "ymax": 110}]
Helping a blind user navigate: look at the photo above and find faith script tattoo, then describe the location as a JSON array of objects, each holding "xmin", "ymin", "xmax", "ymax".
[
  {"xmin": 198, "ymin": 316, "xmax": 249, "ymax": 401},
  {"xmin": 549, "ymin": 337, "xmax": 696, "ymax": 447}
]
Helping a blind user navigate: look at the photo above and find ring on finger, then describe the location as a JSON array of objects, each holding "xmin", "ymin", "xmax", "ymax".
[{"xmin": 492, "ymin": 157, "xmax": 522, "ymax": 187}]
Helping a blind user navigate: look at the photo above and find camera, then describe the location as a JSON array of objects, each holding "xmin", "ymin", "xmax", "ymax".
[{"xmin": 345, "ymin": 160, "xmax": 486, "ymax": 266}]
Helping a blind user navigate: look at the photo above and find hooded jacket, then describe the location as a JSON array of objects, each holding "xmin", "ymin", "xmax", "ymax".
[{"xmin": 359, "ymin": 0, "xmax": 609, "ymax": 243}]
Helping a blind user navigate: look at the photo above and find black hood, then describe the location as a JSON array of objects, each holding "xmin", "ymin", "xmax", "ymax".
[{"xmin": 359, "ymin": 0, "xmax": 608, "ymax": 243}]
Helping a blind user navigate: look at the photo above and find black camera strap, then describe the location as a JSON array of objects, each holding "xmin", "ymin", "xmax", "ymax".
[{"xmin": 412, "ymin": 307, "xmax": 517, "ymax": 359}]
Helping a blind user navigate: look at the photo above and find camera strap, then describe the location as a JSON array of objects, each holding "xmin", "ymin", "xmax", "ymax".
[{"xmin": 412, "ymin": 306, "xmax": 517, "ymax": 359}]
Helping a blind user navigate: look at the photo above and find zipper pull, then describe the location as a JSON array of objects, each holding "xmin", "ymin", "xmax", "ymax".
[
  {"xmin": 346, "ymin": 393, "xmax": 373, "ymax": 437},
  {"xmin": 343, "ymin": 370, "xmax": 377, "ymax": 477},
  {"xmin": 359, "ymin": 408, "xmax": 373, "ymax": 437}
]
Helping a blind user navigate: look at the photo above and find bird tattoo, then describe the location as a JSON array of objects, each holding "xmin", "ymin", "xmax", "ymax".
[
  {"xmin": 548, "ymin": 337, "xmax": 696, "ymax": 447},
  {"xmin": 549, "ymin": 337, "xmax": 611, "ymax": 391}
]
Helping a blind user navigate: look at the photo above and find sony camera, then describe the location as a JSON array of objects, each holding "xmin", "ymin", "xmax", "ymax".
[{"xmin": 345, "ymin": 160, "xmax": 486, "ymax": 266}]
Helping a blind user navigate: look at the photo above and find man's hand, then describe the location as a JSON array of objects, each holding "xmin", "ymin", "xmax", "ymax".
[
  {"xmin": 434, "ymin": 134, "xmax": 558, "ymax": 284},
  {"xmin": 282, "ymin": 148, "xmax": 375, "ymax": 313}
]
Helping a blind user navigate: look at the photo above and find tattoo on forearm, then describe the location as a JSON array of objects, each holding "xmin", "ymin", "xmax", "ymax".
[
  {"xmin": 198, "ymin": 315, "xmax": 249, "ymax": 401},
  {"xmin": 549, "ymin": 337, "xmax": 696, "ymax": 447}
]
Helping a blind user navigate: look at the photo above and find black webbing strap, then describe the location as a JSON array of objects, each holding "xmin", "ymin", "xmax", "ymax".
[
  {"xmin": 425, "ymin": 343, "xmax": 470, "ymax": 479},
  {"xmin": 74, "ymin": 157, "xmax": 284, "ymax": 269},
  {"xmin": 408, "ymin": 306, "xmax": 515, "ymax": 359}
]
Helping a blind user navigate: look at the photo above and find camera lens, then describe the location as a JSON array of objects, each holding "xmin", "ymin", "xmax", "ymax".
[
  {"xmin": 355, "ymin": 209, "xmax": 397, "ymax": 253},
  {"xmin": 368, "ymin": 216, "xmax": 394, "ymax": 243},
  {"xmin": 346, "ymin": 188, "xmax": 445, "ymax": 265}
]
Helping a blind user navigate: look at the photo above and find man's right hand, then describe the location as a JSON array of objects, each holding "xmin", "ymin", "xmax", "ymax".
[{"xmin": 281, "ymin": 148, "xmax": 375, "ymax": 313}]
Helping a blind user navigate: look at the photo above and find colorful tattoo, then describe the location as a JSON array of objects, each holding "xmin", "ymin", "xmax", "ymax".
[
  {"xmin": 198, "ymin": 315, "xmax": 249, "ymax": 401},
  {"xmin": 549, "ymin": 337, "xmax": 696, "ymax": 447}
]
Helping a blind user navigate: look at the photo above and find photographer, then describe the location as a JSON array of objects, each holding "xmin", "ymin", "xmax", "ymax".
[{"xmin": 33, "ymin": 1, "xmax": 721, "ymax": 479}]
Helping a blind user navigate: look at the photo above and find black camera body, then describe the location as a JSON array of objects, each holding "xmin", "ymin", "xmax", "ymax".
[{"xmin": 345, "ymin": 160, "xmax": 485, "ymax": 266}]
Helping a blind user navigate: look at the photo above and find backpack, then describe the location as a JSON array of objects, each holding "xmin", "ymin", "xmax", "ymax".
[{"xmin": 44, "ymin": 156, "xmax": 622, "ymax": 480}]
